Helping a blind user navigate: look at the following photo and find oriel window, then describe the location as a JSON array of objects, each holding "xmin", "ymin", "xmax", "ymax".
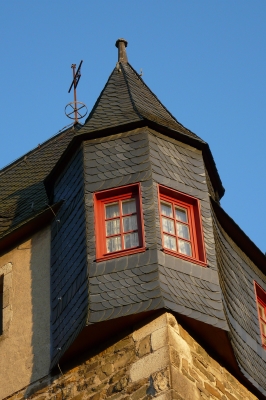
[
  {"xmin": 158, "ymin": 185, "xmax": 206, "ymax": 266},
  {"xmin": 94, "ymin": 183, "xmax": 145, "ymax": 261},
  {"xmin": 255, "ymin": 282, "xmax": 266, "ymax": 348}
]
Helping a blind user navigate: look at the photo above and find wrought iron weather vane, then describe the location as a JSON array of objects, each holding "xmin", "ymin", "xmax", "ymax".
[{"xmin": 65, "ymin": 60, "xmax": 88, "ymax": 124}]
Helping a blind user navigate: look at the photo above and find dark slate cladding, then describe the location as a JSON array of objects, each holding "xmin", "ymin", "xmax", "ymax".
[
  {"xmin": 148, "ymin": 130, "xmax": 217, "ymax": 269},
  {"xmin": 0, "ymin": 127, "xmax": 75, "ymax": 239},
  {"xmin": 148, "ymin": 130, "xmax": 227, "ymax": 329},
  {"xmin": 205, "ymin": 166, "xmax": 216, "ymax": 201},
  {"xmin": 213, "ymin": 212, "xmax": 266, "ymax": 395},
  {"xmin": 83, "ymin": 129, "xmax": 164, "ymax": 324},
  {"xmin": 84, "ymin": 127, "xmax": 227, "ymax": 331},
  {"xmin": 50, "ymin": 147, "xmax": 88, "ymax": 368},
  {"xmin": 77, "ymin": 62, "xmax": 202, "ymax": 143},
  {"xmin": 158, "ymin": 251, "xmax": 227, "ymax": 329}
]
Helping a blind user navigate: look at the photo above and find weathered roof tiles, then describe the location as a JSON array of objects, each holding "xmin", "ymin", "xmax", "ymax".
[{"xmin": 77, "ymin": 39, "xmax": 203, "ymax": 142}]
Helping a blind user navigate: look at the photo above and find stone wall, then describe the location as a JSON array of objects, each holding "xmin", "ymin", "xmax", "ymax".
[
  {"xmin": 0, "ymin": 227, "xmax": 51, "ymax": 399},
  {"xmin": 4, "ymin": 313, "xmax": 258, "ymax": 400}
]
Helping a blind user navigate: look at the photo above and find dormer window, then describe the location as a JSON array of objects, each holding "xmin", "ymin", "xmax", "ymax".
[
  {"xmin": 255, "ymin": 282, "xmax": 266, "ymax": 348},
  {"xmin": 94, "ymin": 183, "xmax": 145, "ymax": 261},
  {"xmin": 158, "ymin": 185, "xmax": 206, "ymax": 266}
]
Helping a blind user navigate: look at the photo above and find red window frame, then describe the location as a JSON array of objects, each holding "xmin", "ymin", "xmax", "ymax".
[
  {"xmin": 0, "ymin": 275, "xmax": 3, "ymax": 335},
  {"xmin": 254, "ymin": 282, "xmax": 266, "ymax": 349},
  {"xmin": 94, "ymin": 183, "xmax": 145, "ymax": 261},
  {"xmin": 158, "ymin": 185, "xmax": 206, "ymax": 266}
]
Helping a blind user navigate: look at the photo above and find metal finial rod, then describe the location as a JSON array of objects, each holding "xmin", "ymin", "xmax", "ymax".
[{"xmin": 68, "ymin": 60, "xmax": 83, "ymax": 124}]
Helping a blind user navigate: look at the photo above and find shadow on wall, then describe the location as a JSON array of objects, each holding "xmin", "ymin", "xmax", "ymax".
[{"xmin": 24, "ymin": 227, "xmax": 51, "ymax": 398}]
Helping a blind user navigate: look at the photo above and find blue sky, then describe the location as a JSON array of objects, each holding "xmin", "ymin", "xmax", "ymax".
[{"xmin": 0, "ymin": 1, "xmax": 265, "ymax": 253}]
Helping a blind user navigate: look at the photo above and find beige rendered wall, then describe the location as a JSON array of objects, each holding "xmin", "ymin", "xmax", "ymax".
[
  {"xmin": 5, "ymin": 312, "xmax": 258, "ymax": 400},
  {"xmin": 0, "ymin": 226, "xmax": 51, "ymax": 399}
]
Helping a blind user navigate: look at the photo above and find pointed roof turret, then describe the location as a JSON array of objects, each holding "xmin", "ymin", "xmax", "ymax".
[{"xmin": 77, "ymin": 39, "xmax": 203, "ymax": 142}]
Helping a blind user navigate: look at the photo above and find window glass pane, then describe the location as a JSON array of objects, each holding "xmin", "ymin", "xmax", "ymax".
[
  {"xmin": 176, "ymin": 223, "xmax": 190, "ymax": 240},
  {"xmin": 124, "ymin": 232, "xmax": 139, "ymax": 249},
  {"xmin": 123, "ymin": 215, "xmax": 138, "ymax": 232},
  {"xmin": 175, "ymin": 207, "xmax": 187, "ymax": 223},
  {"xmin": 178, "ymin": 240, "xmax": 192, "ymax": 256},
  {"xmin": 262, "ymin": 321, "xmax": 266, "ymax": 335},
  {"xmin": 163, "ymin": 234, "xmax": 177, "ymax": 251},
  {"xmin": 259, "ymin": 304, "xmax": 264, "ymax": 318},
  {"xmin": 161, "ymin": 202, "xmax": 173, "ymax": 217},
  {"xmin": 106, "ymin": 219, "xmax": 120, "ymax": 236},
  {"xmin": 105, "ymin": 203, "xmax": 119, "ymax": 219},
  {"xmin": 162, "ymin": 217, "xmax": 175, "ymax": 234},
  {"xmin": 106, "ymin": 236, "xmax": 121, "ymax": 253},
  {"xmin": 122, "ymin": 199, "xmax": 136, "ymax": 215}
]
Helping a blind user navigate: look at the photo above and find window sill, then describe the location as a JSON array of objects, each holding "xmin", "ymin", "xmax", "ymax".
[
  {"xmin": 162, "ymin": 248, "xmax": 207, "ymax": 267},
  {"xmin": 96, "ymin": 246, "xmax": 146, "ymax": 262}
]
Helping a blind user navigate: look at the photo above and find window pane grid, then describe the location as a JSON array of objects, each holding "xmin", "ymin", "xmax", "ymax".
[
  {"xmin": 105, "ymin": 198, "xmax": 139, "ymax": 253},
  {"xmin": 257, "ymin": 296, "xmax": 266, "ymax": 347},
  {"xmin": 161, "ymin": 200, "xmax": 192, "ymax": 257}
]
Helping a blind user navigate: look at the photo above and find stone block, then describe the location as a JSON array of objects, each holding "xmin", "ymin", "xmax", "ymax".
[
  {"xmin": 114, "ymin": 337, "xmax": 134, "ymax": 352},
  {"xmin": 168, "ymin": 326, "xmax": 192, "ymax": 363},
  {"xmin": 166, "ymin": 314, "xmax": 179, "ymax": 334},
  {"xmin": 2, "ymin": 289, "xmax": 10, "ymax": 308},
  {"xmin": 154, "ymin": 390, "xmax": 174, "ymax": 400},
  {"xmin": 196, "ymin": 383, "xmax": 210, "ymax": 398},
  {"xmin": 113, "ymin": 376, "xmax": 129, "ymax": 392},
  {"xmin": 151, "ymin": 327, "xmax": 168, "ymax": 351},
  {"xmin": 181, "ymin": 368, "xmax": 195, "ymax": 383},
  {"xmin": 178, "ymin": 325, "xmax": 194, "ymax": 348},
  {"xmin": 126, "ymin": 379, "xmax": 147, "ymax": 395},
  {"xmin": 188, "ymin": 368, "xmax": 202, "ymax": 384},
  {"xmin": 204, "ymin": 382, "xmax": 221, "ymax": 399},
  {"xmin": 109, "ymin": 368, "xmax": 127, "ymax": 384},
  {"xmin": 133, "ymin": 314, "xmax": 168, "ymax": 342},
  {"xmin": 192, "ymin": 356, "xmax": 215, "ymax": 382},
  {"xmin": 3, "ymin": 271, "xmax": 12, "ymax": 290},
  {"xmin": 181, "ymin": 358, "xmax": 188, "ymax": 371},
  {"xmin": 225, "ymin": 391, "xmax": 238, "ymax": 400},
  {"xmin": 152, "ymin": 368, "xmax": 170, "ymax": 392},
  {"xmin": 130, "ymin": 346, "xmax": 170, "ymax": 382},
  {"xmin": 171, "ymin": 365, "xmax": 200, "ymax": 400},
  {"xmin": 102, "ymin": 363, "xmax": 114, "ymax": 376},
  {"xmin": 170, "ymin": 347, "xmax": 180, "ymax": 369},
  {"xmin": 0, "ymin": 262, "xmax": 12, "ymax": 274},
  {"xmin": 136, "ymin": 335, "xmax": 151, "ymax": 357},
  {"xmin": 113, "ymin": 350, "xmax": 135, "ymax": 370},
  {"xmin": 216, "ymin": 379, "xmax": 225, "ymax": 394},
  {"xmin": 131, "ymin": 385, "xmax": 147, "ymax": 400},
  {"xmin": 85, "ymin": 361, "xmax": 101, "ymax": 374}
]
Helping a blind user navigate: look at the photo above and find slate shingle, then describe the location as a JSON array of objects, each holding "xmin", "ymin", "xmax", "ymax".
[
  {"xmin": 77, "ymin": 62, "xmax": 203, "ymax": 143},
  {"xmin": 213, "ymin": 208, "xmax": 266, "ymax": 395},
  {"xmin": 0, "ymin": 127, "xmax": 75, "ymax": 239}
]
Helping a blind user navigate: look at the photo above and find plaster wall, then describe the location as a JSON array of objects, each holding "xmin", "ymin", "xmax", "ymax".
[{"xmin": 0, "ymin": 226, "xmax": 51, "ymax": 399}]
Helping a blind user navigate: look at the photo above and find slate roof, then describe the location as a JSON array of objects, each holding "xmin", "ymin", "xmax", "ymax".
[
  {"xmin": 213, "ymin": 208, "xmax": 266, "ymax": 396},
  {"xmin": 0, "ymin": 127, "xmax": 75, "ymax": 241},
  {"xmin": 77, "ymin": 61, "xmax": 204, "ymax": 143}
]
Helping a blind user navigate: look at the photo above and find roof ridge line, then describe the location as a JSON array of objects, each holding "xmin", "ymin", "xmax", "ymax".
[
  {"xmin": 125, "ymin": 62, "xmax": 200, "ymax": 139},
  {"xmin": 120, "ymin": 62, "xmax": 143, "ymax": 120},
  {"xmin": 0, "ymin": 124, "xmax": 75, "ymax": 176}
]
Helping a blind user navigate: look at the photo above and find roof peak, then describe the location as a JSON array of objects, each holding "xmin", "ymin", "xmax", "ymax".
[{"xmin": 115, "ymin": 38, "xmax": 128, "ymax": 63}]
